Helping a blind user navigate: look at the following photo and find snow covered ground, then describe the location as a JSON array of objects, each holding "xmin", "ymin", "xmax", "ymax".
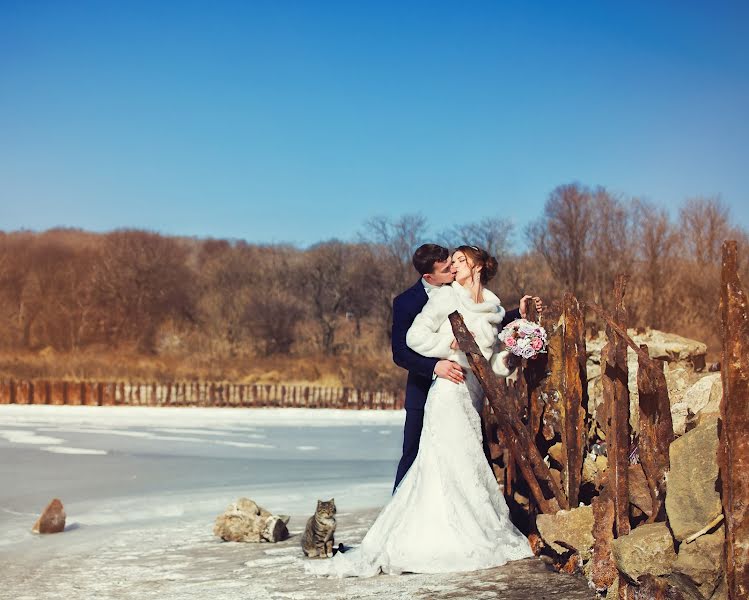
[{"xmin": 0, "ymin": 405, "xmax": 592, "ymax": 599}]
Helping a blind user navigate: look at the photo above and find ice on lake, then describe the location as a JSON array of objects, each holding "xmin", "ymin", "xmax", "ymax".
[{"xmin": 0, "ymin": 406, "xmax": 595, "ymax": 600}]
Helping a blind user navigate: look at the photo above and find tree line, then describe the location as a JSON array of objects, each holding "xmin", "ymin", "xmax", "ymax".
[{"xmin": 1, "ymin": 184, "xmax": 746, "ymax": 379}]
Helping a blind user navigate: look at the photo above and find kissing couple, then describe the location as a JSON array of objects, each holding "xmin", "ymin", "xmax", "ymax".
[{"xmin": 307, "ymin": 243, "xmax": 542, "ymax": 577}]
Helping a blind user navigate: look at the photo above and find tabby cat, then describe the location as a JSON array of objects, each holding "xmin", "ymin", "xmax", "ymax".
[{"xmin": 301, "ymin": 498, "xmax": 336, "ymax": 558}]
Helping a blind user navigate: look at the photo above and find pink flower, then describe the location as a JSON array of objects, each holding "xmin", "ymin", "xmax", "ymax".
[
  {"xmin": 531, "ymin": 337, "xmax": 543, "ymax": 350},
  {"xmin": 505, "ymin": 337, "xmax": 516, "ymax": 347}
]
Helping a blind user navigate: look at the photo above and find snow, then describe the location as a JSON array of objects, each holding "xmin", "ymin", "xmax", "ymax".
[
  {"xmin": 40, "ymin": 446, "xmax": 108, "ymax": 455},
  {"xmin": 0, "ymin": 405, "xmax": 593, "ymax": 599},
  {"xmin": 0, "ymin": 429, "xmax": 65, "ymax": 445},
  {"xmin": 0, "ymin": 404, "xmax": 406, "ymax": 428}
]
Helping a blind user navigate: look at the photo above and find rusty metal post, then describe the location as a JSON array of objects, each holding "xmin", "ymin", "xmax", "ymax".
[
  {"xmin": 559, "ymin": 293, "xmax": 586, "ymax": 507},
  {"xmin": 719, "ymin": 240, "xmax": 749, "ymax": 600},
  {"xmin": 522, "ymin": 295, "xmax": 547, "ymax": 443},
  {"xmin": 0, "ymin": 380, "xmax": 10, "ymax": 404},
  {"xmin": 636, "ymin": 344, "xmax": 673, "ymax": 522},
  {"xmin": 602, "ymin": 274, "xmax": 631, "ymax": 536},
  {"xmin": 590, "ymin": 486, "xmax": 617, "ymax": 592}
]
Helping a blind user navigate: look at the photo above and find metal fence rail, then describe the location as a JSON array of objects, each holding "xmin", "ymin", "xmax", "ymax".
[{"xmin": 0, "ymin": 379, "xmax": 404, "ymax": 410}]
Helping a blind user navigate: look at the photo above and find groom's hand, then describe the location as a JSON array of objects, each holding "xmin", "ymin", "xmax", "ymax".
[{"xmin": 435, "ymin": 360, "xmax": 465, "ymax": 384}]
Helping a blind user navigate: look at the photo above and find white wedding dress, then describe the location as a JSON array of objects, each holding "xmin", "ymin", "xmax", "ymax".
[{"xmin": 305, "ymin": 282, "xmax": 533, "ymax": 578}]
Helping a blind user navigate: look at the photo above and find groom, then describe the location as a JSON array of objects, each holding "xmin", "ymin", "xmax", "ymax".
[{"xmin": 391, "ymin": 243, "xmax": 541, "ymax": 492}]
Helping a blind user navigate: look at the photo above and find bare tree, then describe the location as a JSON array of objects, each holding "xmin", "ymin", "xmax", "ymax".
[
  {"xmin": 93, "ymin": 230, "xmax": 195, "ymax": 352},
  {"xmin": 526, "ymin": 183, "xmax": 594, "ymax": 298},
  {"xmin": 632, "ymin": 199, "xmax": 679, "ymax": 329},
  {"xmin": 679, "ymin": 196, "xmax": 733, "ymax": 266},
  {"xmin": 339, "ymin": 243, "xmax": 381, "ymax": 337},
  {"xmin": 359, "ymin": 214, "xmax": 429, "ymax": 340},
  {"xmin": 242, "ymin": 245, "xmax": 301, "ymax": 355},
  {"xmin": 295, "ymin": 240, "xmax": 352, "ymax": 355},
  {"xmin": 440, "ymin": 216, "xmax": 515, "ymax": 267},
  {"xmin": 195, "ymin": 240, "xmax": 260, "ymax": 357},
  {"xmin": 587, "ymin": 188, "xmax": 634, "ymax": 308}
]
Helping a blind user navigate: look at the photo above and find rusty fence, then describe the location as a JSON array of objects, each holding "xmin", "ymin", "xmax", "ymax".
[
  {"xmin": 452, "ymin": 239, "xmax": 749, "ymax": 598},
  {"xmin": 0, "ymin": 380, "xmax": 404, "ymax": 410}
]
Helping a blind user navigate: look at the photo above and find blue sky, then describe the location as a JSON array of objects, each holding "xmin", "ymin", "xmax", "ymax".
[{"xmin": 1, "ymin": 1, "xmax": 747, "ymax": 247}]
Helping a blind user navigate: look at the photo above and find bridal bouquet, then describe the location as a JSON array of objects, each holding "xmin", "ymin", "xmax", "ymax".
[{"xmin": 499, "ymin": 319, "xmax": 548, "ymax": 360}]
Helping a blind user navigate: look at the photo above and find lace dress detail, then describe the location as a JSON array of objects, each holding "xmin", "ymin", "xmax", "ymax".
[{"xmin": 305, "ymin": 283, "xmax": 533, "ymax": 577}]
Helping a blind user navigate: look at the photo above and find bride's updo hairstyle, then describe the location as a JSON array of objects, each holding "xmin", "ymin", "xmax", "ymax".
[{"xmin": 456, "ymin": 245, "xmax": 498, "ymax": 285}]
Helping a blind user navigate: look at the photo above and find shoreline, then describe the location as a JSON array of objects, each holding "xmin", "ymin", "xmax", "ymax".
[{"xmin": 1, "ymin": 505, "xmax": 595, "ymax": 600}]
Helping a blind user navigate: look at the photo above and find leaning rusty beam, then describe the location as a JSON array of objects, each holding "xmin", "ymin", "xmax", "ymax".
[
  {"xmin": 602, "ymin": 275, "xmax": 631, "ymax": 537},
  {"xmin": 449, "ymin": 311, "xmax": 568, "ymax": 513},
  {"xmin": 719, "ymin": 240, "xmax": 749, "ymax": 600},
  {"xmin": 636, "ymin": 343, "xmax": 673, "ymax": 523},
  {"xmin": 585, "ymin": 302, "xmax": 648, "ymax": 362}
]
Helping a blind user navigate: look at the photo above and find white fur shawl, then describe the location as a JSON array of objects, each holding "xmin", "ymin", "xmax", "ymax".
[{"xmin": 406, "ymin": 282, "xmax": 512, "ymax": 377}]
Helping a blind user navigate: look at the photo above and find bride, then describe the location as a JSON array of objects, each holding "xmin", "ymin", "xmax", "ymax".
[{"xmin": 306, "ymin": 245, "xmax": 533, "ymax": 577}]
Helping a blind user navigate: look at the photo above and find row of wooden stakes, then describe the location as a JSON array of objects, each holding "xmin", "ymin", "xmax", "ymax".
[{"xmin": 0, "ymin": 380, "xmax": 405, "ymax": 410}]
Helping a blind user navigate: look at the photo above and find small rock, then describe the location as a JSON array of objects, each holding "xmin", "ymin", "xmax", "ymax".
[
  {"xmin": 536, "ymin": 505, "xmax": 594, "ymax": 560},
  {"xmin": 691, "ymin": 375, "xmax": 722, "ymax": 429},
  {"xmin": 611, "ymin": 522, "xmax": 676, "ymax": 581},
  {"xmin": 213, "ymin": 498, "xmax": 289, "ymax": 543},
  {"xmin": 582, "ymin": 454, "xmax": 607, "ymax": 488},
  {"xmin": 665, "ymin": 418, "xmax": 722, "ymax": 541},
  {"xmin": 674, "ymin": 525, "xmax": 725, "ymax": 599},
  {"xmin": 665, "ymin": 365, "xmax": 692, "ymax": 407},
  {"xmin": 32, "ymin": 498, "xmax": 66, "ymax": 534},
  {"xmin": 628, "ymin": 463, "xmax": 653, "ymax": 517},
  {"xmin": 548, "ymin": 442, "xmax": 564, "ymax": 467},
  {"xmin": 671, "ymin": 374, "xmax": 722, "ymax": 436},
  {"xmin": 709, "ymin": 575, "xmax": 728, "ymax": 600}
]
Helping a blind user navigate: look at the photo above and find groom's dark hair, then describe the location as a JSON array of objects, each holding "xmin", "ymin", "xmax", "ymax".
[{"xmin": 412, "ymin": 244, "xmax": 450, "ymax": 276}]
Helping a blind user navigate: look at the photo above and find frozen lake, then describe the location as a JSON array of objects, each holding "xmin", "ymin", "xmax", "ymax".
[
  {"xmin": 0, "ymin": 406, "xmax": 404, "ymax": 551},
  {"xmin": 0, "ymin": 405, "xmax": 594, "ymax": 600}
]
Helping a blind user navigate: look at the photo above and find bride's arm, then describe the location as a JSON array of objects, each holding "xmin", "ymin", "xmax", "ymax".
[
  {"xmin": 406, "ymin": 287, "xmax": 455, "ymax": 359},
  {"xmin": 475, "ymin": 310, "xmax": 514, "ymax": 378}
]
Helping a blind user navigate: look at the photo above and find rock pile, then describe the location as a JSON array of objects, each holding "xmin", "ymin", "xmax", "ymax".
[
  {"xmin": 535, "ymin": 417, "xmax": 727, "ymax": 599},
  {"xmin": 213, "ymin": 498, "xmax": 289, "ymax": 543},
  {"xmin": 586, "ymin": 328, "xmax": 707, "ymax": 434}
]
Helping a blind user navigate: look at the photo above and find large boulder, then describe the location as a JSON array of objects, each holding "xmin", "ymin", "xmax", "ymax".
[
  {"xmin": 665, "ymin": 418, "xmax": 722, "ymax": 541},
  {"xmin": 634, "ymin": 330, "xmax": 707, "ymax": 367},
  {"xmin": 32, "ymin": 498, "xmax": 66, "ymax": 534},
  {"xmin": 213, "ymin": 498, "xmax": 289, "ymax": 543},
  {"xmin": 536, "ymin": 505, "xmax": 594, "ymax": 560},
  {"xmin": 671, "ymin": 374, "xmax": 722, "ymax": 436},
  {"xmin": 674, "ymin": 525, "xmax": 725, "ymax": 599},
  {"xmin": 611, "ymin": 522, "xmax": 676, "ymax": 581},
  {"xmin": 586, "ymin": 329, "xmax": 705, "ymax": 434},
  {"xmin": 634, "ymin": 574, "xmax": 704, "ymax": 600}
]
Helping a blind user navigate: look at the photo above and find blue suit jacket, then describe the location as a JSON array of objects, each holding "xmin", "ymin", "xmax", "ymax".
[
  {"xmin": 391, "ymin": 281, "xmax": 438, "ymax": 410},
  {"xmin": 391, "ymin": 280, "xmax": 522, "ymax": 410}
]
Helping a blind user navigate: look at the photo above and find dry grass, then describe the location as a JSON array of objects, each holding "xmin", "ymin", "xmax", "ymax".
[{"xmin": 0, "ymin": 347, "xmax": 407, "ymax": 392}]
